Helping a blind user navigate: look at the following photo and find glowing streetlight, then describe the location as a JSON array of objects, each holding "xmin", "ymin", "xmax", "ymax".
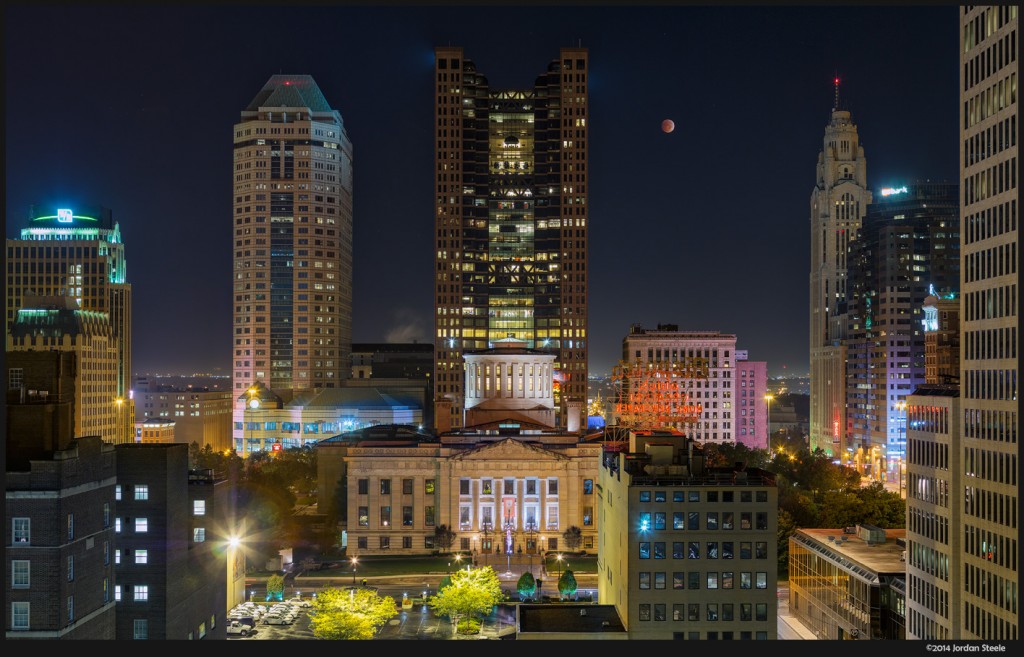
[
  {"xmin": 350, "ymin": 556, "xmax": 358, "ymax": 585},
  {"xmin": 556, "ymin": 553, "xmax": 564, "ymax": 579},
  {"xmin": 245, "ymin": 386, "xmax": 261, "ymax": 456}
]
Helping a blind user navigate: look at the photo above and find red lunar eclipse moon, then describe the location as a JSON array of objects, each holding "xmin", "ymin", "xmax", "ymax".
[{"xmin": 661, "ymin": 119, "xmax": 675, "ymax": 133}]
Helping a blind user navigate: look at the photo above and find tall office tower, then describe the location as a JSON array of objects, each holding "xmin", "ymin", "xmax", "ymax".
[
  {"xmin": 433, "ymin": 46, "xmax": 589, "ymax": 431},
  {"xmin": 905, "ymin": 296, "xmax": 962, "ymax": 640},
  {"xmin": 845, "ymin": 182, "xmax": 959, "ymax": 479},
  {"xmin": 6, "ymin": 205, "xmax": 134, "ymax": 443},
  {"xmin": 808, "ymin": 88, "xmax": 872, "ymax": 457},
  {"xmin": 958, "ymin": 6, "xmax": 1018, "ymax": 641},
  {"xmin": 232, "ymin": 75, "xmax": 354, "ymax": 397}
]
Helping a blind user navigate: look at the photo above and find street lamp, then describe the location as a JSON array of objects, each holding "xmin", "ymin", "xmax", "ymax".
[
  {"xmin": 556, "ymin": 553, "xmax": 563, "ymax": 579},
  {"xmin": 246, "ymin": 386, "xmax": 260, "ymax": 456},
  {"xmin": 350, "ymin": 556, "xmax": 358, "ymax": 585}
]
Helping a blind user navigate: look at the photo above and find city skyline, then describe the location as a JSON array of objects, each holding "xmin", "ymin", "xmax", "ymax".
[{"xmin": 4, "ymin": 4, "xmax": 960, "ymax": 378}]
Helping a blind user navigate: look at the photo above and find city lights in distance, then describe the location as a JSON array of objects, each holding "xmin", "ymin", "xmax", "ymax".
[{"xmin": 880, "ymin": 186, "xmax": 908, "ymax": 196}]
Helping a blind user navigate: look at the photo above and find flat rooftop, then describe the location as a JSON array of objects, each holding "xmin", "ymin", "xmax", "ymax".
[
  {"xmin": 517, "ymin": 604, "xmax": 625, "ymax": 634},
  {"xmin": 797, "ymin": 527, "xmax": 906, "ymax": 576}
]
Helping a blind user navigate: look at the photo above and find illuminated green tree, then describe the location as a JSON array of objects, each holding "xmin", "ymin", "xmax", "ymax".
[
  {"xmin": 427, "ymin": 566, "xmax": 503, "ymax": 634},
  {"xmin": 516, "ymin": 571, "xmax": 537, "ymax": 601},
  {"xmin": 309, "ymin": 586, "xmax": 397, "ymax": 640},
  {"xmin": 265, "ymin": 573, "xmax": 285, "ymax": 601},
  {"xmin": 558, "ymin": 569, "xmax": 578, "ymax": 600}
]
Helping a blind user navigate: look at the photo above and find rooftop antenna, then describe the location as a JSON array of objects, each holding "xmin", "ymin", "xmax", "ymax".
[{"xmin": 833, "ymin": 73, "xmax": 841, "ymax": 112}]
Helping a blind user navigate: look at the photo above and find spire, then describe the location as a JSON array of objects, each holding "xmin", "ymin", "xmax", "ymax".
[{"xmin": 833, "ymin": 73, "xmax": 841, "ymax": 112}]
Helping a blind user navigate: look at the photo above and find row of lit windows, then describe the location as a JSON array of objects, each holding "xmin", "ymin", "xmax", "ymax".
[
  {"xmin": 638, "ymin": 601, "xmax": 770, "ymax": 625},
  {"xmin": 639, "ymin": 570, "xmax": 769, "ymax": 589}
]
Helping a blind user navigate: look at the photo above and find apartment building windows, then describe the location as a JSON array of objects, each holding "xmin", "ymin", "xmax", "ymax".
[
  {"xmin": 134, "ymin": 585, "xmax": 149, "ymax": 601},
  {"xmin": 135, "ymin": 518, "xmax": 148, "ymax": 533},
  {"xmin": 9, "ymin": 367, "xmax": 24, "ymax": 390},
  {"xmin": 12, "ymin": 602, "xmax": 29, "ymax": 630},
  {"xmin": 134, "ymin": 484, "xmax": 149, "ymax": 501},
  {"xmin": 12, "ymin": 560, "xmax": 29, "ymax": 588},
  {"xmin": 134, "ymin": 619, "xmax": 148, "ymax": 639},
  {"xmin": 193, "ymin": 500, "xmax": 206, "ymax": 516},
  {"xmin": 13, "ymin": 517, "xmax": 29, "ymax": 543},
  {"xmin": 135, "ymin": 549, "xmax": 148, "ymax": 564}
]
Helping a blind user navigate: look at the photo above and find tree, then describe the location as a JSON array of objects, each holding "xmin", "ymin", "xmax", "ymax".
[
  {"xmin": 434, "ymin": 524, "xmax": 456, "ymax": 553},
  {"xmin": 427, "ymin": 566, "xmax": 504, "ymax": 635},
  {"xmin": 265, "ymin": 573, "xmax": 285, "ymax": 601},
  {"xmin": 308, "ymin": 586, "xmax": 396, "ymax": 640},
  {"xmin": 516, "ymin": 571, "xmax": 537, "ymax": 601},
  {"xmin": 562, "ymin": 525, "xmax": 583, "ymax": 551},
  {"xmin": 558, "ymin": 569, "xmax": 578, "ymax": 600}
]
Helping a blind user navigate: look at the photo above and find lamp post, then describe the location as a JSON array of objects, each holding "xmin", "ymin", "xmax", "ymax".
[
  {"xmin": 246, "ymin": 386, "xmax": 260, "ymax": 456},
  {"xmin": 556, "ymin": 553, "xmax": 563, "ymax": 579},
  {"xmin": 350, "ymin": 556, "xmax": 358, "ymax": 585}
]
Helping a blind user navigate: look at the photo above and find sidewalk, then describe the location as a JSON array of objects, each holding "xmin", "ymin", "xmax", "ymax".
[{"xmin": 778, "ymin": 590, "xmax": 817, "ymax": 640}]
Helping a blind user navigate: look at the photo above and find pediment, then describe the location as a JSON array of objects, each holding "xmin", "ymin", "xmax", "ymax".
[{"xmin": 453, "ymin": 438, "xmax": 566, "ymax": 461}]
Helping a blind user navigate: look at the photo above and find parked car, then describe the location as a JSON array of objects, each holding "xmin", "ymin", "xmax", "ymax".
[
  {"xmin": 263, "ymin": 613, "xmax": 293, "ymax": 625},
  {"xmin": 226, "ymin": 620, "xmax": 254, "ymax": 637},
  {"xmin": 287, "ymin": 596, "xmax": 312, "ymax": 608}
]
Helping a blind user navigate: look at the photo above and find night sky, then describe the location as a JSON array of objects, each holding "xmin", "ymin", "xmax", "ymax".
[{"xmin": 4, "ymin": 4, "xmax": 960, "ymax": 379}]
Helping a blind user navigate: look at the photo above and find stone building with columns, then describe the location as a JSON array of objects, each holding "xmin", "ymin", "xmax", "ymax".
[{"xmin": 317, "ymin": 337, "xmax": 600, "ymax": 556}]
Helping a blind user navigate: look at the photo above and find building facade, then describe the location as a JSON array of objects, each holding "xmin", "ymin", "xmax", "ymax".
[
  {"xmin": 6, "ymin": 205, "xmax": 134, "ymax": 441},
  {"xmin": 317, "ymin": 338, "xmax": 599, "ymax": 557},
  {"xmin": 5, "ymin": 435, "xmax": 117, "ymax": 639},
  {"xmin": 113, "ymin": 443, "xmax": 231, "ymax": 640},
  {"xmin": 433, "ymin": 46, "xmax": 589, "ymax": 431},
  {"xmin": 134, "ymin": 382, "xmax": 233, "ymax": 452},
  {"xmin": 235, "ymin": 380, "xmax": 426, "ymax": 456},
  {"xmin": 788, "ymin": 526, "xmax": 907, "ymax": 640},
  {"xmin": 7, "ymin": 298, "xmax": 131, "ymax": 445},
  {"xmin": 922, "ymin": 292, "xmax": 961, "ymax": 384},
  {"xmin": 808, "ymin": 96, "xmax": 872, "ymax": 457},
  {"xmin": 232, "ymin": 74, "xmax": 354, "ymax": 398},
  {"xmin": 904, "ymin": 384, "xmax": 961, "ymax": 640},
  {"xmin": 135, "ymin": 417, "xmax": 176, "ymax": 444},
  {"xmin": 845, "ymin": 182, "xmax": 960, "ymax": 477},
  {"xmin": 958, "ymin": 5, "xmax": 1018, "ymax": 641},
  {"xmin": 617, "ymin": 324, "xmax": 766, "ymax": 447},
  {"xmin": 597, "ymin": 430, "xmax": 778, "ymax": 640},
  {"xmin": 734, "ymin": 350, "xmax": 768, "ymax": 450}
]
